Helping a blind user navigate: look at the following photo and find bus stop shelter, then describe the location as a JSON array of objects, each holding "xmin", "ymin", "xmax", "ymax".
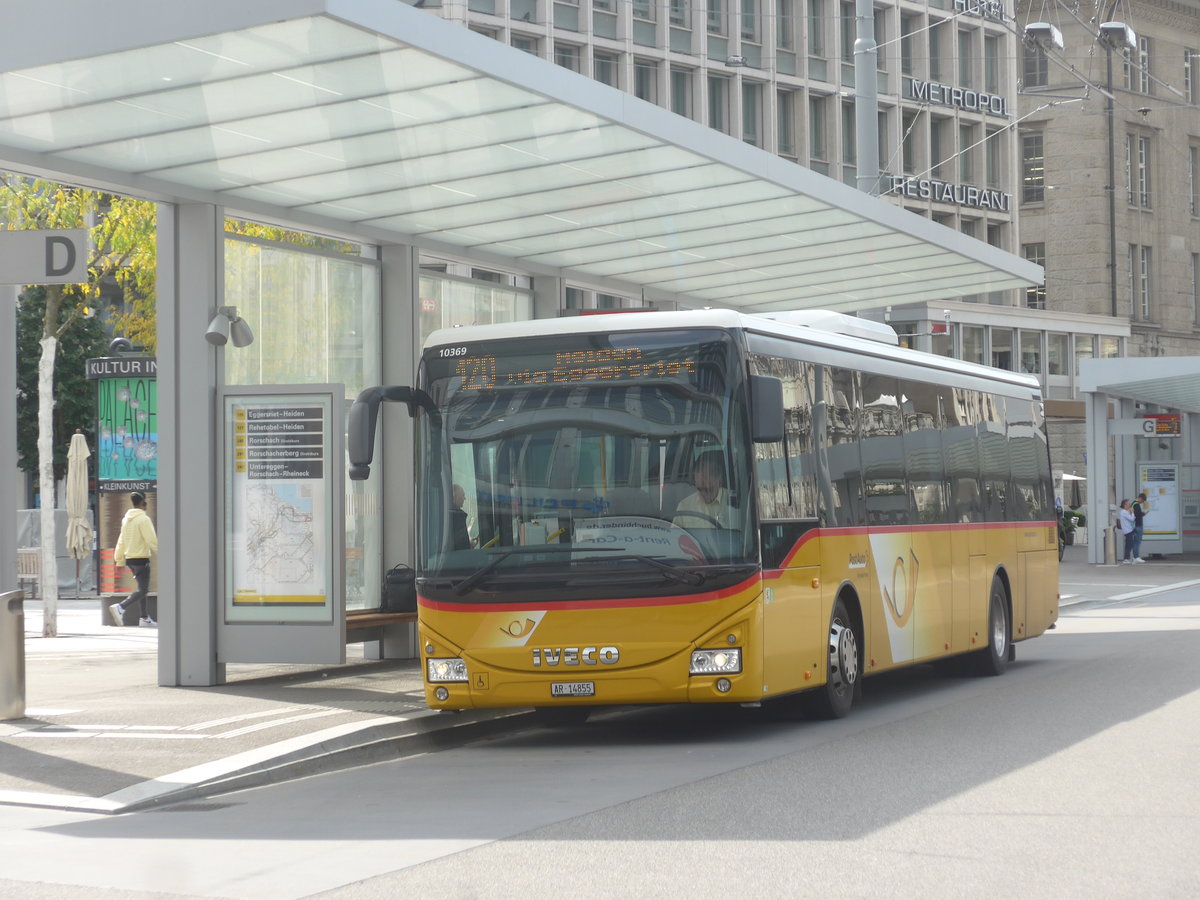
[
  {"xmin": 1080, "ymin": 357, "xmax": 1200, "ymax": 563},
  {"xmin": 0, "ymin": 0, "xmax": 1042, "ymax": 685}
]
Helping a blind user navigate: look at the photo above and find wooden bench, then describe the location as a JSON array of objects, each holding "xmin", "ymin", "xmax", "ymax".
[{"xmin": 345, "ymin": 609, "xmax": 417, "ymax": 643}]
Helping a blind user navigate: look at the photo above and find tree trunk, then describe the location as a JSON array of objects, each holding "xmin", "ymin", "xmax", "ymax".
[{"xmin": 38, "ymin": 334, "xmax": 58, "ymax": 637}]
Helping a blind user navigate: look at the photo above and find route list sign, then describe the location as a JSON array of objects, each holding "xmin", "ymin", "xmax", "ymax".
[{"xmin": 223, "ymin": 389, "xmax": 339, "ymax": 624}]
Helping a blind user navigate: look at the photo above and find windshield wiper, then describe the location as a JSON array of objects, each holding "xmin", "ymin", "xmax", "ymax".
[
  {"xmin": 574, "ymin": 554, "xmax": 706, "ymax": 586},
  {"xmin": 452, "ymin": 546, "xmax": 578, "ymax": 596}
]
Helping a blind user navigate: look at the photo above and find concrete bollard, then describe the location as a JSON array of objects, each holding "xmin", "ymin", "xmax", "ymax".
[{"xmin": 0, "ymin": 590, "xmax": 26, "ymax": 720}]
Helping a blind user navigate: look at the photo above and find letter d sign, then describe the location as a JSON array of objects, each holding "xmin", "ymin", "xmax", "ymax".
[{"xmin": 0, "ymin": 228, "xmax": 88, "ymax": 285}]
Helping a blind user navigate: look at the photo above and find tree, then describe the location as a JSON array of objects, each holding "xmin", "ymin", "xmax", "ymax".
[
  {"xmin": 15, "ymin": 286, "xmax": 105, "ymax": 478},
  {"xmin": 1, "ymin": 174, "xmax": 156, "ymax": 636}
]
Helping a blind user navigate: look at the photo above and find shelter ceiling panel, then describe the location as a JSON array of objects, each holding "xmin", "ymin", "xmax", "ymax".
[
  {"xmin": 348, "ymin": 175, "xmax": 782, "ymax": 235},
  {"xmin": 0, "ymin": 2, "xmax": 1042, "ymax": 310},
  {"xmin": 547, "ymin": 220, "xmax": 903, "ymax": 271},
  {"xmin": 491, "ymin": 202, "xmax": 858, "ymax": 260}
]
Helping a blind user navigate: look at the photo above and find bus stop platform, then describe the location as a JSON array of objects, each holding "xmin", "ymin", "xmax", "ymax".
[
  {"xmin": 2, "ymin": 549, "xmax": 1199, "ymax": 815},
  {"xmin": 0, "ymin": 597, "xmax": 532, "ymax": 815}
]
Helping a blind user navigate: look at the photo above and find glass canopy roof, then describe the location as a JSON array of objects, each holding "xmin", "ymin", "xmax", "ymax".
[{"xmin": 0, "ymin": 1, "xmax": 1041, "ymax": 312}]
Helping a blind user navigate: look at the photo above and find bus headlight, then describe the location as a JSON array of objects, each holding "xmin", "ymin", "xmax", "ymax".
[
  {"xmin": 426, "ymin": 657, "xmax": 468, "ymax": 683},
  {"xmin": 690, "ymin": 648, "xmax": 741, "ymax": 674}
]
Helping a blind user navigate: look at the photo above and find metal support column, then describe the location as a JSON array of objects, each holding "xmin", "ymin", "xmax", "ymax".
[
  {"xmin": 157, "ymin": 203, "xmax": 225, "ymax": 685},
  {"xmin": 1085, "ymin": 389, "xmax": 1111, "ymax": 564}
]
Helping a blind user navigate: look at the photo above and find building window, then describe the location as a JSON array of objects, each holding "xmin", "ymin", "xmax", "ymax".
[
  {"xmin": 900, "ymin": 15, "xmax": 919, "ymax": 77},
  {"xmin": 1124, "ymin": 36, "xmax": 1152, "ymax": 93},
  {"xmin": 594, "ymin": 52, "xmax": 618, "ymax": 87},
  {"xmin": 634, "ymin": 58, "xmax": 658, "ymax": 103},
  {"xmin": 1129, "ymin": 244, "xmax": 1152, "ymax": 320},
  {"xmin": 670, "ymin": 67, "xmax": 693, "ymax": 118},
  {"xmin": 1023, "ymin": 243, "xmax": 1046, "ymax": 309},
  {"xmin": 554, "ymin": 43, "xmax": 581, "ymax": 72},
  {"xmin": 511, "ymin": 34, "xmax": 539, "ymax": 56},
  {"xmin": 1023, "ymin": 43, "xmax": 1047, "ymax": 88},
  {"xmin": 1186, "ymin": 49, "xmax": 1199, "ymax": 104},
  {"xmin": 1047, "ymin": 333, "xmax": 1068, "ymax": 375},
  {"xmin": 777, "ymin": 90, "xmax": 796, "ymax": 157},
  {"xmin": 1138, "ymin": 36, "xmax": 1152, "ymax": 94},
  {"xmin": 839, "ymin": 1, "xmax": 854, "ymax": 63},
  {"xmin": 708, "ymin": 0, "xmax": 726, "ymax": 35},
  {"xmin": 741, "ymin": 0, "xmax": 760, "ymax": 42},
  {"xmin": 1126, "ymin": 134, "xmax": 1151, "ymax": 207},
  {"xmin": 1190, "ymin": 145, "xmax": 1200, "ymax": 216},
  {"xmin": 594, "ymin": 0, "xmax": 614, "ymax": 9},
  {"xmin": 929, "ymin": 19, "xmax": 947, "ymax": 82},
  {"xmin": 1021, "ymin": 132, "xmax": 1045, "ymax": 204},
  {"xmin": 930, "ymin": 116, "xmax": 950, "ymax": 180},
  {"xmin": 902, "ymin": 111, "xmax": 919, "ymax": 175},
  {"xmin": 743, "ymin": 80, "xmax": 763, "ymax": 146},
  {"xmin": 708, "ymin": 75, "xmax": 730, "ymax": 133},
  {"xmin": 985, "ymin": 127, "xmax": 1002, "ymax": 188},
  {"xmin": 987, "ymin": 222, "xmax": 1004, "ymax": 250},
  {"xmin": 841, "ymin": 100, "xmax": 856, "ymax": 165},
  {"xmin": 984, "ymin": 34, "xmax": 1000, "ymax": 93},
  {"xmin": 778, "ymin": 0, "xmax": 795, "ymax": 50},
  {"xmin": 959, "ymin": 123, "xmax": 976, "ymax": 184},
  {"xmin": 670, "ymin": 0, "xmax": 688, "ymax": 26},
  {"xmin": 958, "ymin": 28, "xmax": 974, "ymax": 88},
  {"xmin": 962, "ymin": 325, "xmax": 984, "ymax": 365},
  {"xmin": 807, "ymin": 0, "xmax": 825, "ymax": 57},
  {"xmin": 1193, "ymin": 253, "xmax": 1200, "ymax": 324},
  {"xmin": 633, "ymin": 0, "xmax": 655, "ymax": 22},
  {"xmin": 809, "ymin": 94, "xmax": 828, "ymax": 163}
]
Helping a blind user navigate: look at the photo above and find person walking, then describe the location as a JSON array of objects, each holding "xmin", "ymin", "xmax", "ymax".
[
  {"xmin": 1118, "ymin": 499, "xmax": 1136, "ymax": 564},
  {"xmin": 109, "ymin": 491, "xmax": 159, "ymax": 626},
  {"xmin": 1131, "ymin": 491, "xmax": 1149, "ymax": 563}
]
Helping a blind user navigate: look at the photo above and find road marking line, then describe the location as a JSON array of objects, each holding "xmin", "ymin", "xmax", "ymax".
[{"xmin": 183, "ymin": 708, "xmax": 302, "ymax": 731}]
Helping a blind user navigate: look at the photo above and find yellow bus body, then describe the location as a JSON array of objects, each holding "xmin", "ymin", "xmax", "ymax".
[{"xmin": 419, "ymin": 521, "xmax": 1059, "ymax": 711}]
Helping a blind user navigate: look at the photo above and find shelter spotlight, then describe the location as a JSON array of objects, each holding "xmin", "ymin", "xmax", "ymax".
[{"xmin": 205, "ymin": 306, "xmax": 254, "ymax": 347}]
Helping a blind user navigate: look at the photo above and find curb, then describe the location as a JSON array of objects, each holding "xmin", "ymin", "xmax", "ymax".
[{"xmin": 0, "ymin": 707, "xmax": 534, "ymax": 815}]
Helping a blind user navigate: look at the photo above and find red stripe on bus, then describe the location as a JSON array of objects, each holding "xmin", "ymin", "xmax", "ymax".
[{"xmin": 418, "ymin": 573, "xmax": 761, "ymax": 613}]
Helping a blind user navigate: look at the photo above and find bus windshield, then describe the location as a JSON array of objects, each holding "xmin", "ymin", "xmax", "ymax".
[{"xmin": 416, "ymin": 328, "xmax": 756, "ymax": 599}]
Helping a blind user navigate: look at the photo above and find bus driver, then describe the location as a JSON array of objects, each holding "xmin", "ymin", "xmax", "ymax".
[{"xmin": 673, "ymin": 452, "xmax": 734, "ymax": 529}]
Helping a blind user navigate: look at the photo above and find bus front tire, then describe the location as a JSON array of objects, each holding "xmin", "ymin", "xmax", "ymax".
[
  {"xmin": 802, "ymin": 596, "xmax": 860, "ymax": 720},
  {"xmin": 972, "ymin": 577, "xmax": 1010, "ymax": 677}
]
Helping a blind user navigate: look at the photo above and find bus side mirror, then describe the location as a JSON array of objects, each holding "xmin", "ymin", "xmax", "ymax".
[
  {"xmin": 750, "ymin": 375, "xmax": 784, "ymax": 443},
  {"xmin": 347, "ymin": 385, "xmax": 438, "ymax": 481}
]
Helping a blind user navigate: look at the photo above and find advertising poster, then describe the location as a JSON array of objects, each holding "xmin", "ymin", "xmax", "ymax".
[
  {"xmin": 224, "ymin": 391, "xmax": 336, "ymax": 624},
  {"xmin": 1138, "ymin": 463, "xmax": 1180, "ymax": 540}
]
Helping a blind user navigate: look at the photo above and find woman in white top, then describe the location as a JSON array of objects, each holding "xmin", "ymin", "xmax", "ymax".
[{"xmin": 1118, "ymin": 499, "xmax": 1136, "ymax": 564}]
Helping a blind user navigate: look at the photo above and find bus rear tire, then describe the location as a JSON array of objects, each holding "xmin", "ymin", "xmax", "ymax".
[
  {"xmin": 532, "ymin": 706, "xmax": 591, "ymax": 727},
  {"xmin": 802, "ymin": 596, "xmax": 860, "ymax": 719},
  {"xmin": 972, "ymin": 576, "xmax": 1010, "ymax": 677}
]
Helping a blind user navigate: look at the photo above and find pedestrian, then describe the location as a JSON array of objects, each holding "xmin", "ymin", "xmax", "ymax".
[
  {"xmin": 1118, "ymin": 499, "xmax": 1135, "ymax": 564},
  {"xmin": 109, "ymin": 491, "xmax": 159, "ymax": 626},
  {"xmin": 1131, "ymin": 491, "xmax": 1148, "ymax": 563}
]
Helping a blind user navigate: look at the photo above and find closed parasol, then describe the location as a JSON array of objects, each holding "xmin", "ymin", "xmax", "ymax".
[{"xmin": 65, "ymin": 430, "xmax": 93, "ymax": 596}]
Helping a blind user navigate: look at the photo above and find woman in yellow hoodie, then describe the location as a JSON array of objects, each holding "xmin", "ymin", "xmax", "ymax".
[{"xmin": 109, "ymin": 491, "xmax": 159, "ymax": 626}]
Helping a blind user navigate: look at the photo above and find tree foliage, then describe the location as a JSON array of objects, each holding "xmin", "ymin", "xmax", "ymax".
[{"xmin": 15, "ymin": 286, "xmax": 105, "ymax": 482}]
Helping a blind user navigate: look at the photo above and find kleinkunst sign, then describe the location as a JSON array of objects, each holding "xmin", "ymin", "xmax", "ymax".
[
  {"xmin": 86, "ymin": 356, "xmax": 158, "ymax": 489},
  {"xmin": 0, "ymin": 228, "xmax": 88, "ymax": 284}
]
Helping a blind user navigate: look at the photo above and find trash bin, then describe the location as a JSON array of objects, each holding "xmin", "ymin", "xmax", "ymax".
[{"xmin": 1, "ymin": 590, "xmax": 25, "ymax": 721}]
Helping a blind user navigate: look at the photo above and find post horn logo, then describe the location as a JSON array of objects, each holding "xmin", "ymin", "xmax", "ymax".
[{"xmin": 500, "ymin": 618, "xmax": 537, "ymax": 639}]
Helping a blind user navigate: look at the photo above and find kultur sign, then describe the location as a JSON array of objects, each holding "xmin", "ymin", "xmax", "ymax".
[{"xmin": 0, "ymin": 228, "xmax": 88, "ymax": 284}]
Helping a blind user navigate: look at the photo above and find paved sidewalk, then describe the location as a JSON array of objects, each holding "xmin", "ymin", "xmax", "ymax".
[
  {"xmin": 0, "ymin": 598, "xmax": 530, "ymax": 815},
  {"xmin": 2, "ymin": 550, "xmax": 1198, "ymax": 815}
]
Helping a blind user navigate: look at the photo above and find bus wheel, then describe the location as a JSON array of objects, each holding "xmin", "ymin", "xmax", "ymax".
[
  {"xmin": 532, "ymin": 706, "xmax": 591, "ymax": 727},
  {"xmin": 803, "ymin": 597, "xmax": 860, "ymax": 719},
  {"xmin": 972, "ymin": 576, "xmax": 1010, "ymax": 677}
]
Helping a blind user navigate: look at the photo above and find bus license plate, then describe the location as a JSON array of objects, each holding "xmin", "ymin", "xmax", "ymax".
[{"xmin": 551, "ymin": 681, "xmax": 594, "ymax": 697}]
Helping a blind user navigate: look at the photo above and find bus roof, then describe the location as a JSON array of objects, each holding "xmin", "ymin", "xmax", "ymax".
[{"xmin": 424, "ymin": 309, "xmax": 1041, "ymax": 394}]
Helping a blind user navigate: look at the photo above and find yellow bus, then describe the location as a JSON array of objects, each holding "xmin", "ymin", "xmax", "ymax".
[{"xmin": 349, "ymin": 309, "xmax": 1058, "ymax": 724}]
